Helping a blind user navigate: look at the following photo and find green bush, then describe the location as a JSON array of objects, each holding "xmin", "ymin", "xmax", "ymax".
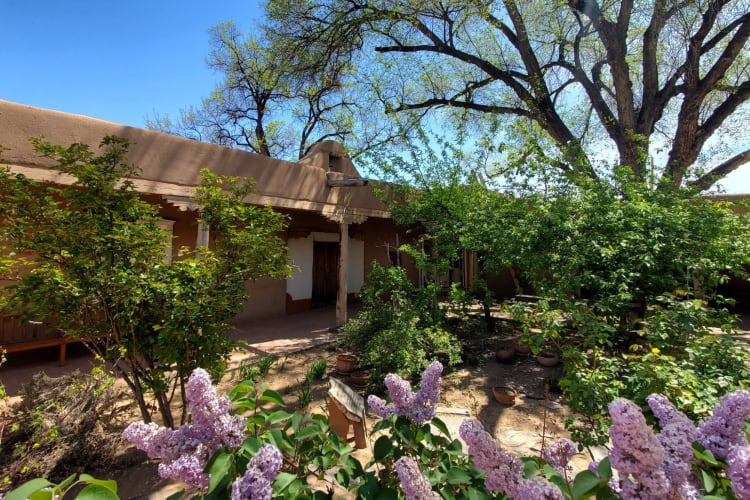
[
  {"xmin": 505, "ymin": 176, "xmax": 750, "ymax": 446},
  {"xmin": 341, "ymin": 263, "xmax": 461, "ymax": 388}
]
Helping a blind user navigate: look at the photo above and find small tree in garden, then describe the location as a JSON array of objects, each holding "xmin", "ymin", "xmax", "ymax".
[
  {"xmin": 0, "ymin": 136, "xmax": 292, "ymax": 427},
  {"xmin": 505, "ymin": 173, "xmax": 750, "ymax": 444},
  {"xmin": 367, "ymin": 135, "xmax": 523, "ymax": 324},
  {"xmin": 341, "ymin": 262, "xmax": 462, "ymax": 387}
]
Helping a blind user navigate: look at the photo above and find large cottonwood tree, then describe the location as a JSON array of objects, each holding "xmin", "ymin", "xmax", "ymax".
[
  {"xmin": 266, "ymin": 0, "xmax": 750, "ymax": 189},
  {"xmin": 149, "ymin": 20, "xmax": 413, "ymax": 160}
]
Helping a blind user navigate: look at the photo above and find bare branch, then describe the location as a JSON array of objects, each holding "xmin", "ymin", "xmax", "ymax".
[{"xmin": 689, "ymin": 149, "xmax": 750, "ymax": 191}]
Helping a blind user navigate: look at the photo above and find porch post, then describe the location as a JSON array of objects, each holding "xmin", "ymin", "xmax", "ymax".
[
  {"xmin": 337, "ymin": 221, "xmax": 349, "ymax": 327},
  {"xmin": 196, "ymin": 220, "xmax": 210, "ymax": 248}
]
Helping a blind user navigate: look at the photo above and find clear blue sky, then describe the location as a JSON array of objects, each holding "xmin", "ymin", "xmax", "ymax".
[
  {"xmin": 2, "ymin": 1, "xmax": 748, "ymax": 193},
  {"xmin": 1, "ymin": 0, "xmax": 262, "ymax": 128}
]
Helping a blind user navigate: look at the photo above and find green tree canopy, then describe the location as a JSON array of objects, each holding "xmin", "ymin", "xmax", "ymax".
[
  {"xmin": 266, "ymin": 0, "xmax": 750, "ymax": 189},
  {"xmin": 0, "ymin": 136, "xmax": 292, "ymax": 426}
]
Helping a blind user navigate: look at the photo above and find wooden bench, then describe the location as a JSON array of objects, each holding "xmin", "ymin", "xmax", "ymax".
[
  {"xmin": 328, "ymin": 377, "xmax": 367, "ymax": 449},
  {"xmin": 0, "ymin": 316, "xmax": 71, "ymax": 366}
]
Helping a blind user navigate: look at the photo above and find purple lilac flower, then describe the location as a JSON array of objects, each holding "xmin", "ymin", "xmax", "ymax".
[
  {"xmin": 646, "ymin": 394, "xmax": 697, "ymax": 491},
  {"xmin": 728, "ymin": 445, "xmax": 750, "ymax": 500},
  {"xmin": 385, "ymin": 373, "xmax": 416, "ymax": 416},
  {"xmin": 541, "ymin": 438, "xmax": 578, "ymax": 474},
  {"xmin": 697, "ymin": 389, "xmax": 750, "ymax": 461},
  {"xmin": 515, "ymin": 476, "xmax": 565, "ymax": 500},
  {"xmin": 608, "ymin": 398, "xmax": 669, "ymax": 498},
  {"xmin": 411, "ymin": 361, "xmax": 442, "ymax": 424},
  {"xmin": 231, "ymin": 444, "xmax": 283, "ymax": 500},
  {"xmin": 395, "ymin": 456, "xmax": 439, "ymax": 500},
  {"xmin": 459, "ymin": 418, "xmax": 526, "ymax": 497},
  {"xmin": 123, "ymin": 368, "xmax": 247, "ymax": 490},
  {"xmin": 677, "ymin": 480, "xmax": 702, "ymax": 500},
  {"xmin": 367, "ymin": 361, "xmax": 443, "ymax": 425}
]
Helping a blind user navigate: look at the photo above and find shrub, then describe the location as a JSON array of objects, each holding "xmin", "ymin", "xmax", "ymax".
[
  {"xmin": 0, "ymin": 369, "xmax": 123, "ymax": 493},
  {"xmin": 0, "ymin": 138, "xmax": 293, "ymax": 427},
  {"xmin": 341, "ymin": 262, "xmax": 461, "ymax": 387}
]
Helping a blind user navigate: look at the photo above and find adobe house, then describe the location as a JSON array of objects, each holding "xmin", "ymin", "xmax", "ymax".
[{"xmin": 0, "ymin": 100, "xmax": 419, "ymax": 360}]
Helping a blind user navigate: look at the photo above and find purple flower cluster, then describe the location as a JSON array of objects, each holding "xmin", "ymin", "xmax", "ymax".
[
  {"xmin": 608, "ymin": 398, "xmax": 670, "ymax": 498},
  {"xmin": 123, "ymin": 368, "xmax": 246, "ymax": 490},
  {"xmin": 367, "ymin": 361, "xmax": 442, "ymax": 425},
  {"xmin": 459, "ymin": 419, "xmax": 563, "ymax": 499},
  {"xmin": 728, "ymin": 445, "xmax": 750, "ymax": 500},
  {"xmin": 231, "ymin": 444, "xmax": 283, "ymax": 500},
  {"xmin": 395, "ymin": 456, "xmax": 440, "ymax": 499},
  {"xmin": 697, "ymin": 389, "xmax": 750, "ymax": 461},
  {"xmin": 541, "ymin": 438, "xmax": 578, "ymax": 474},
  {"xmin": 646, "ymin": 394, "xmax": 697, "ymax": 495}
]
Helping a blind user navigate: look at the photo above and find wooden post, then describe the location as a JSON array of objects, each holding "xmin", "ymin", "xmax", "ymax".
[{"xmin": 337, "ymin": 222, "xmax": 349, "ymax": 327}]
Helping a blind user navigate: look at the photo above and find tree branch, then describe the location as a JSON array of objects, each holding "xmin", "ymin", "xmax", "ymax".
[
  {"xmin": 689, "ymin": 149, "xmax": 750, "ymax": 191},
  {"xmin": 393, "ymin": 98, "xmax": 533, "ymax": 118},
  {"xmin": 697, "ymin": 79, "xmax": 750, "ymax": 143}
]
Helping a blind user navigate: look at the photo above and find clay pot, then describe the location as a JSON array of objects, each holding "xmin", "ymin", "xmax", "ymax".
[
  {"xmin": 495, "ymin": 346, "xmax": 516, "ymax": 363},
  {"xmin": 536, "ymin": 351, "xmax": 560, "ymax": 367},
  {"xmin": 350, "ymin": 370, "xmax": 371, "ymax": 387},
  {"xmin": 336, "ymin": 353, "xmax": 358, "ymax": 374},
  {"xmin": 493, "ymin": 385, "xmax": 517, "ymax": 405},
  {"xmin": 512, "ymin": 337, "xmax": 531, "ymax": 356}
]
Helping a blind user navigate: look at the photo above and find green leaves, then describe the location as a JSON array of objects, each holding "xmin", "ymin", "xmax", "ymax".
[
  {"xmin": 5, "ymin": 474, "xmax": 119, "ymax": 500},
  {"xmin": 0, "ymin": 138, "xmax": 293, "ymax": 426}
]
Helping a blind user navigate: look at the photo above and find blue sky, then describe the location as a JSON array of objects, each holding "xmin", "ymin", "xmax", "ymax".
[
  {"xmin": 1, "ymin": 0, "xmax": 262, "ymax": 128},
  {"xmin": 2, "ymin": 1, "xmax": 749, "ymax": 193}
]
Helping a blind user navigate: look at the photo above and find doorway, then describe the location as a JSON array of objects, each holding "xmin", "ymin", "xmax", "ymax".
[{"xmin": 312, "ymin": 241, "xmax": 339, "ymax": 306}]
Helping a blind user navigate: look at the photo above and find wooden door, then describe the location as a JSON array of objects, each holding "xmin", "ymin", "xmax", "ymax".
[{"xmin": 312, "ymin": 241, "xmax": 339, "ymax": 306}]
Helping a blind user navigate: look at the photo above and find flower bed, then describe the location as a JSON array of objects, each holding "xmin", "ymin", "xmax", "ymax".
[{"xmin": 8, "ymin": 362, "xmax": 750, "ymax": 499}]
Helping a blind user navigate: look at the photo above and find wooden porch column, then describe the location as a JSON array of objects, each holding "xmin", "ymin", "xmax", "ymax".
[
  {"xmin": 337, "ymin": 221, "xmax": 349, "ymax": 327},
  {"xmin": 196, "ymin": 220, "xmax": 210, "ymax": 248}
]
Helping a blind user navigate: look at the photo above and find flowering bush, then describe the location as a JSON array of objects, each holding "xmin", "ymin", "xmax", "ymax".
[
  {"xmin": 123, "ymin": 368, "xmax": 247, "ymax": 490},
  {"xmin": 392, "ymin": 372, "xmax": 750, "ymax": 500},
  {"xmin": 7, "ymin": 364, "xmax": 750, "ymax": 499}
]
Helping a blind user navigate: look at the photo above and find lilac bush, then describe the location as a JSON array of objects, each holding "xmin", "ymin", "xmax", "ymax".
[
  {"xmin": 367, "ymin": 362, "xmax": 750, "ymax": 500},
  {"xmin": 459, "ymin": 418, "xmax": 563, "ymax": 499},
  {"xmin": 728, "ymin": 445, "xmax": 750, "ymax": 500},
  {"xmin": 11, "ymin": 358, "xmax": 750, "ymax": 500},
  {"xmin": 367, "ymin": 360, "xmax": 442, "ymax": 425},
  {"xmin": 115, "ymin": 365, "xmax": 750, "ymax": 500},
  {"xmin": 646, "ymin": 394, "xmax": 699, "ymax": 498},
  {"xmin": 697, "ymin": 389, "xmax": 750, "ymax": 460},
  {"xmin": 540, "ymin": 438, "xmax": 578, "ymax": 475},
  {"xmin": 395, "ymin": 456, "xmax": 440, "ymax": 500},
  {"xmin": 123, "ymin": 368, "xmax": 246, "ymax": 490},
  {"xmin": 231, "ymin": 444, "xmax": 283, "ymax": 500},
  {"xmin": 458, "ymin": 418, "xmax": 524, "ymax": 495}
]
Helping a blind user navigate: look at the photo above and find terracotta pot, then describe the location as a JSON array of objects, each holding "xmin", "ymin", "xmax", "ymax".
[
  {"xmin": 493, "ymin": 385, "xmax": 516, "ymax": 405},
  {"xmin": 512, "ymin": 337, "xmax": 531, "ymax": 356},
  {"xmin": 536, "ymin": 351, "xmax": 560, "ymax": 367},
  {"xmin": 495, "ymin": 346, "xmax": 515, "ymax": 363},
  {"xmin": 350, "ymin": 370, "xmax": 371, "ymax": 386},
  {"xmin": 336, "ymin": 353, "xmax": 359, "ymax": 374}
]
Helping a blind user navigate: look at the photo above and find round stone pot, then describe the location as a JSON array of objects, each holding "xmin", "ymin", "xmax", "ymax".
[
  {"xmin": 350, "ymin": 370, "xmax": 371, "ymax": 387},
  {"xmin": 512, "ymin": 337, "xmax": 531, "ymax": 356}
]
